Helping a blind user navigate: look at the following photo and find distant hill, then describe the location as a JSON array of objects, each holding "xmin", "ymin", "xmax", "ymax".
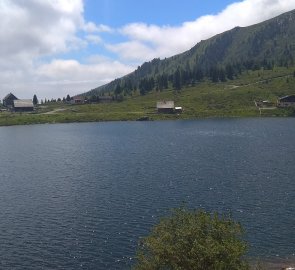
[{"xmin": 83, "ymin": 9, "xmax": 295, "ymax": 97}]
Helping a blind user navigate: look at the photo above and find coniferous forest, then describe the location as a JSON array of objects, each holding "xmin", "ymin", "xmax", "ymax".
[{"xmin": 84, "ymin": 9, "xmax": 295, "ymax": 98}]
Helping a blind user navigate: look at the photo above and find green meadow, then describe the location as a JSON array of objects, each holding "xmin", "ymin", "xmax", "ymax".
[{"xmin": 0, "ymin": 67, "xmax": 294, "ymax": 126}]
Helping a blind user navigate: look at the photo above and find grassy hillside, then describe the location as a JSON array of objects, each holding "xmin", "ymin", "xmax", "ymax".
[
  {"xmin": 0, "ymin": 66, "xmax": 294, "ymax": 126},
  {"xmin": 85, "ymin": 9, "xmax": 295, "ymax": 97}
]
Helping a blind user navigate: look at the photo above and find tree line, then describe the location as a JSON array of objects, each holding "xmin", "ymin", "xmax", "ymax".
[{"xmin": 112, "ymin": 58, "xmax": 282, "ymax": 96}]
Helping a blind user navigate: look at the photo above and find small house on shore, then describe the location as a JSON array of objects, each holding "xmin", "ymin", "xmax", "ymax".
[
  {"xmin": 3, "ymin": 93, "xmax": 18, "ymax": 107},
  {"xmin": 255, "ymin": 100, "xmax": 273, "ymax": 108},
  {"xmin": 157, "ymin": 101, "xmax": 175, "ymax": 113},
  {"xmin": 13, "ymin": 99, "xmax": 34, "ymax": 112},
  {"xmin": 71, "ymin": 96, "xmax": 85, "ymax": 104},
  {"xmin": 277, "ymin": 95, "xmax": 295, "ymax": 107}
]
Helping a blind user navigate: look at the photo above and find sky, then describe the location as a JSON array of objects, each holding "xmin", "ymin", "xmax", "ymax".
[{"xmin": 0, "ymin": 0, "xmax": 295, "ymax": 101}]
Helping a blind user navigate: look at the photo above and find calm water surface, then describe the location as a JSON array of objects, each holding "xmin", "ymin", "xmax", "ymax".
[{"xmin": 0, "ymin": 119, "xmax": 294, "ymax": 269}]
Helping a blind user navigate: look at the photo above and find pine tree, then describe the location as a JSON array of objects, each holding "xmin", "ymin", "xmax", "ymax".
[
  {"xmin": 162, "ymin": 73, "xmax": 168, "ymax": 89},
  {"xmin": 226, "ymin": 64, "xmax": 234, "ymax": 80},
  {"xmin": 173, "ymin": 68, "xmax": 182, "ymax": 91},
  {"xmin": 114, "ymin": 84, "xmax": 122, "ymax": 96},
  {"xmin": 156, "ymin": 75, "xmax": 163, "ymax": 91},
  {"xmin": 209, "ymin": 66, "xmax": 219, "ymax": 82},
  {"xmin": 219, "ymin": 67, "xmax": 227, "ymax": 82},
  {"xmin": 33, "ymin": 94, "xmax": 38, "ymax": 105},
  {"xmin": 194, "ymin": 67, "xmax": 204, "ymax": 82}
]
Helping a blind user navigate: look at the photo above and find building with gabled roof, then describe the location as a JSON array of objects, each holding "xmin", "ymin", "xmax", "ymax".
[
  {"xmin": 71, "ymin": 96, "xmax": 85, "ymax": 104},
  {"xmin": 157, "ymin": 101, "xmax": 175, "ymax": 113},
  {"xmin": 277, "ymin": 95, "xmax": 295, "ymax": 107},
  {"xmin": 3, "ymin": 93, "xmax": 18, "ymax": 107},
  {"xmin": 13, "ymin": 99, "xmax": 34, "ymax": 112}
]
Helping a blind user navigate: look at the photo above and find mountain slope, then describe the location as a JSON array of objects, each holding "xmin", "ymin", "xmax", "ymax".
[{"xmin": 84, "ymin": 9, "xmax": 295, "ymax": 97}]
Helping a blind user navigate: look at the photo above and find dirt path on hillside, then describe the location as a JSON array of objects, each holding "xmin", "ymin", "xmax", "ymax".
[
  {"xmin": 226, "ymin": 73, "xmax": 292, "ymax": 89},
  {"xmin": 42, "ymin": 108, "xmax": 67, "ymax": 114}
]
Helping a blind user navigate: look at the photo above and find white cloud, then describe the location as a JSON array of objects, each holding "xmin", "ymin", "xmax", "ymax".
[
  {"xmin": 86, "ymin": 34, "xmax": 102, "ymax": 44},
  {"xmin": 37, "ymin": 59, "xmax": 133, "ymax": 82},
  {"xmin": 0, "ymin": 0, "xmax": 122, "ymax": 99},
  {"xmin": 0, "ymin": 57, "xmax": 133, "ymax": 100},
  {"xmin": 83, "ymin": 22, "xmax": 113, "ymax": 33},
  {"xmin": 109, "ymin": 0, "xmax": 295, "ymax": 62},
  {"xmin": 106, "ymin": 41, "xmax": 156, "ymax": 62},
  {"xmin": 0, "ymin": 0, "xmax": 294, "ymax": 100},
  {"xmin": 0, "ymin": 0, "xmax": 84, "ymax": 58},
  {"xmin": 34, "ymin": 58, "xmax": 133, "ymax": 98}
]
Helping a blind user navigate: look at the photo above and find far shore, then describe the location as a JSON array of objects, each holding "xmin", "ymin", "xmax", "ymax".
[
  {"xmin": 0, "ymin": 111, "xmax": 294, "ymax": 127},
  {"xmin": 0, "ymin": 110, "xmax": 294, "ymax": 128},
  {"xmin": 1, "ymin": 65, "xmax": 295, "ymax": 127}
]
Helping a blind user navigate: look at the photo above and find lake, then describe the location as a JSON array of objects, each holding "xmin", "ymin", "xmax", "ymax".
[{"xmin": 0, "ymin": 119, "xmax": 294, "ymax": 269}]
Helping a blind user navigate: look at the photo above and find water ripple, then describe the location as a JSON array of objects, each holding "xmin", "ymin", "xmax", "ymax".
[{"xmin": 0, "ymin": 120, "xmax": 294, "ymax": 269}]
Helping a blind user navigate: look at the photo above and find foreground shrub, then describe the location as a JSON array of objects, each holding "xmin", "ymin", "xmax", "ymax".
[{"xmin": 134, "ymin": 208, "xmax": 249, "ymax": 270}]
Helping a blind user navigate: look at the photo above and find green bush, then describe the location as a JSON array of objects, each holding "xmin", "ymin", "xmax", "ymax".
[{"xmin": 134, "ymin": 208, "xmax": 249, "ymax": 270}]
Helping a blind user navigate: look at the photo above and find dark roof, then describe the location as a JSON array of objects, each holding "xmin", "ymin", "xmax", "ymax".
[
  {"xmin": 3, "ymin": 93, "xmax": 17, "ymax": 101},
  {"xmin": 279, "ymin": 95, "xmax": 295, "ymax": 102}
]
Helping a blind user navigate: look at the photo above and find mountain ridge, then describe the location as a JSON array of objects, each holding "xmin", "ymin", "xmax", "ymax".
[{"xmin": 83, "ymin": 9, "xmax": 295, "ymax": 97}]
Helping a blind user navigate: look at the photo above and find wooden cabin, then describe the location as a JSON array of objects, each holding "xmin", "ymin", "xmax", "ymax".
[
  {"xmin": 13, "ymin": 99, "xmax": 34, "ymax": 112},
  {"xmin": 157, "ymin": 101, "xmax": 175, "ymax": 113},
  {"xmin": 3, "ymin": 93, "xmax": 18, "ymax": 107},
  {"xmin": 277, "ymin": 95, "xmax": 295, "ymax": 107},
  {"xmin": 71, "ymin": 96, "xmax": 85, "ymax": 104}
]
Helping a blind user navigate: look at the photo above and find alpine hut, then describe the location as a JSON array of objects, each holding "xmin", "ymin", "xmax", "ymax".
[
  {"xmin": 277, "ymin": 95, "xmax": 295, "ymax": 107},
  {"xmin": 13, "ymin": 99, "xmax": 34, "ymax": 112},
  {"xmin": 3, "ymin": 93, "xmax": 18, "ymax": 107},
  {"xmin": 157, "ymin": 101, "xmax": 175, "ymax": 113}
]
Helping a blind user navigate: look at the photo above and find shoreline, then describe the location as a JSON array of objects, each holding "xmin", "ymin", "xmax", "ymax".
[
  {"xmin": 0, "ymin": 112, "xmax": 294, "ymax": 128},
  {"xmin": 249, "ymin": 257, "xmax": 295, "ymax": 270}
]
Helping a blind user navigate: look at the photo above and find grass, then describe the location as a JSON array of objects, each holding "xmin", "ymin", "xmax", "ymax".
[{"xmin": 0, "ymin": 67, "xmax": 295, "ymax": 126}]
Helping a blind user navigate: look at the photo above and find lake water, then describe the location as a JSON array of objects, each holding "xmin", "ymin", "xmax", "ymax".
[{"xmin": 0, "ymin": 119, "xmax": 294, "ymax": 269}]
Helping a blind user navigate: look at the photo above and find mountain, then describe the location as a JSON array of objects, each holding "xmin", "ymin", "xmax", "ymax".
[{"xmin": 84, "ymin": 9, "xmax": 295, "ymax": 97}]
